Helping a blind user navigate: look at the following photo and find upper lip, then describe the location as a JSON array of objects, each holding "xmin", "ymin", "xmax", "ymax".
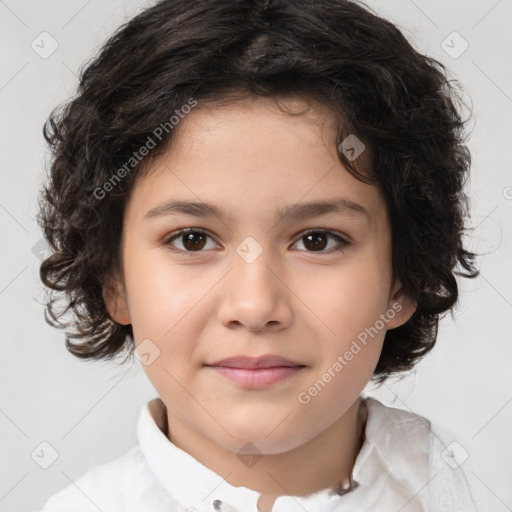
[{"xmin": 206, "ymin": 355, "xmax": 305, "ymax": 369}]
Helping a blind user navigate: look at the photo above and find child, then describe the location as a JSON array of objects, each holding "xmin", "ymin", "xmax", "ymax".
[{"xmin": 37, "ymin": 0, "xmax": 480, "ymax": 510}]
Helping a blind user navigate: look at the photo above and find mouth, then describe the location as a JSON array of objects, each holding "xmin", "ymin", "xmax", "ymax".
[{"xmin": 204, "ymin": 355, "xmax": 307, "ymax": 388}]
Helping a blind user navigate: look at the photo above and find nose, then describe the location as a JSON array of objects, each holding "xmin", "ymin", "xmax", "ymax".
[{"xmin": 216, "ymin": 244, "xmax": 293, "ymax": 332}]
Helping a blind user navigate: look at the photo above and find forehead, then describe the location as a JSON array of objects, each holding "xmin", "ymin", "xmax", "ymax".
[{"xmin": 126, "ymin": 96, "xmax": 386, "ymax": 227}]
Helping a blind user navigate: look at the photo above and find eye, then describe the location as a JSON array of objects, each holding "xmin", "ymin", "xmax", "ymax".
[
  {"xmin": 164, "ymin": 228, "xmax": 219, "ymax": 253},
  {"xmin": 292, "ymin": 230, "xmax": 349, "ymax": 253},
  {"xmin": 164, "ymin": 228, "xmax": 350, "ymax": 254}
]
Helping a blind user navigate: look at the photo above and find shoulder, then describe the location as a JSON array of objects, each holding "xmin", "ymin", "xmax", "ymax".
[
  {"xmin": 360, "ymin": 397, "xmax": 432, "ymax": 487},
  {"xmin": 40, "ymin": 446, "xmax": 177, "ymax": 512},
  {"xmin": 362, "ymin": 397, "xmax": 479, "ymax": 512},
  {"xmin": 426, "ymin": 422, "xmax": 480, "ymax": 512}
]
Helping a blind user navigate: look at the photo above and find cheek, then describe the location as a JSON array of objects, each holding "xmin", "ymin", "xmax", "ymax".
[
  {"xmin": 303, "ymin": 258, "xmax": 390, "ymax": 400},
  {"xmin": 315, "ymin": 261, "xmax": 391, "ymax": 343},
  {"xmin": 124, "ymin": 252, "xmax": 208, "ymax": 337},
  {"xmin": 123, "ymin": 264, "xmax": 212, "ymax": 401}
]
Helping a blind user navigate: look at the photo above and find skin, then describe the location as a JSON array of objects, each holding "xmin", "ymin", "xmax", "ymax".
[{"xmin": 104, "ymin": 95, "xmax": 416, "ymax": 512}]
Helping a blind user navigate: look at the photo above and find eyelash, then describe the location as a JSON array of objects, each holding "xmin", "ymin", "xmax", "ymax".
[{"xmin": 163, "ymin": 228, "xmax": 350, "ymax": 255}]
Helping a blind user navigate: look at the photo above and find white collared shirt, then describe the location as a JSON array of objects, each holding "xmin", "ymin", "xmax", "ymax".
[{"xmin": 40, "ymin": 396, "xmax": 478, "ymax": 511}]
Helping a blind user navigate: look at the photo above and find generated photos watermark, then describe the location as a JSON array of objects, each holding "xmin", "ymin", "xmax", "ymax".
[
  {"xmin": 93, "ymin": 97, "xmax": 198, "ymax": 200},
  {"xmin": 297, "ymin": 302, "xmax": 403, "ymax": 405}
]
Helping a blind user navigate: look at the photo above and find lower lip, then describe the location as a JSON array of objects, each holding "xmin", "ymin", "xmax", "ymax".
[{"xmin": 207, "ymin": 366, "xmax": 304, "ymax": 388}]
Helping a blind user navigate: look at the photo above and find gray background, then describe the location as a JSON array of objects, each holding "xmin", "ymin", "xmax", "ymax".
[{"xmin": 1, "ymin": 0, "xmax": 511, "ymax": 510}]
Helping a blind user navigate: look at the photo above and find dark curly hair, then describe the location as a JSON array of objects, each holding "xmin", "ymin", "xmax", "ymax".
[{"xmin": 37, "ymin": 0, "xmax": 479, "ymax": 382}]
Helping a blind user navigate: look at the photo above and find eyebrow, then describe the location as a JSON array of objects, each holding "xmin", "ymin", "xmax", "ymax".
[{"xmin": 144, "ymin": 198, "xmax": 371, "ymax": 224}]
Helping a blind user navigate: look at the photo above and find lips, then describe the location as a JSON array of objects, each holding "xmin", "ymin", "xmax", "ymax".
[
  {"xmin": 205, "ymin": 355, "xmax": 305, "ymax": 369},
  {"xmin": 205, "ymin": 355, "xmax": 306, "ymax": 388}
]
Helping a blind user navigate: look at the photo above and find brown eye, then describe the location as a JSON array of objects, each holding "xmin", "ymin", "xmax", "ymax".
[
  {"xmin": 181, "ymin": 232, "xmax": 207, "ymax": 251},
  {"xmin": 164, "ymin": 228, "xmax": 349, "ymax": 255},
  {"xmin": 293, "ymin": 230, "xmax": 349, "ymax": 253},
  {"xmin": 165, "ymin": 229, "xmax": 218, "ymax": 252},
  {"xmin": 303, "ymin": 232, "xmax": 328, "ymax": 251}
]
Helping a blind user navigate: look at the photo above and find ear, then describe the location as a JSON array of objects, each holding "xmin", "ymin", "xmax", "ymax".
[
  {"xmin": 102, "ymin": 270, "xmax": 131, "ymax": 326},
  {"xmin": 385, "ymin": 277, "xmax": 417, "ymax": 330}
]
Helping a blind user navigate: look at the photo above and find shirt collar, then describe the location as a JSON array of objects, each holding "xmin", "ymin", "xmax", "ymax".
[{"xmin": 137, "ymin": 395, "xmax": 430, "ymax": 512}]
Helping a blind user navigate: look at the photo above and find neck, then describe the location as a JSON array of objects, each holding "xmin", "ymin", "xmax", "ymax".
[{"xmin": 164, "ymin": 397, "xmax": 366, "ymax": 503}]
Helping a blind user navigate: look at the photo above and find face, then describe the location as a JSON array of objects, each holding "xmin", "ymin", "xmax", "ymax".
[{"xmin": 105, "ymin": 96, "xmax": 416, "ymax": 456}]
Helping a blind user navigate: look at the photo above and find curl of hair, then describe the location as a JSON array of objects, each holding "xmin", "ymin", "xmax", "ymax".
[{"xmin": 38, "ymin": 0, "xmax": 479, "ymax": 379}]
